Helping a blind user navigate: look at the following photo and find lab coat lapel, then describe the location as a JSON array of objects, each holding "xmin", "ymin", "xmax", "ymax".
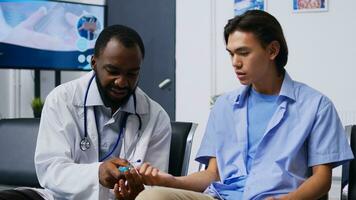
[
  {"xmin": 120, "ymin": 115, "xmax": 142, "ymax": 162},
  {"xmin": 86, "ymin": 106, "xmax": 99, "ymax": 160}
]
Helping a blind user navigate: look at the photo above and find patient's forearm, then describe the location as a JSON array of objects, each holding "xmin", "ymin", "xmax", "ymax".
[
  {"xmin": 288, "ymin": 164, "xmax": 332, "ymax": 200},
  {"xmin": 171, "ymin": 169, "xmax": 219, "ymax": 192},
  {"xmin": 167, "ymin": 158, "xmax": 219, "ymax": 192}
]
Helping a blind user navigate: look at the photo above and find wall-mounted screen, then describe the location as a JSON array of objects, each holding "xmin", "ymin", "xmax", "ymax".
[{"xmin": 0, "ymin": 0, "xmax": 105, "ymax": 70}]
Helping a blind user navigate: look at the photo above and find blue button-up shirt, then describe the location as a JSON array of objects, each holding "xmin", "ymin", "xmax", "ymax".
[{"xmin": 196, "ymin": 73, "xmax": 354, "ymax": 200}]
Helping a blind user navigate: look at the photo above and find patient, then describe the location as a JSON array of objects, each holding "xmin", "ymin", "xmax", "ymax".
[{"xmin": 118, "ymin": 10, "xmax": 354, "ymax": 200}]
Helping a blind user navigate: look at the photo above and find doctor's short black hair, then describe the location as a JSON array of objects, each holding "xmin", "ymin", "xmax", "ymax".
[
  {"xmin": 94, "ymin": 24, "xmax": 145, "ymax": 59},
  {"xmin": 224, "ymin": 10, "xmax": 288, "ymax": 75}
]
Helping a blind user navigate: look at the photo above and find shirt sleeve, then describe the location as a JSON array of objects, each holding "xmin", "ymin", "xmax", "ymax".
[
  {"xmin": 35, "ymin": 88, "xmax": 101, "ymax": 199},
  {"xmin": 308, "ymin": 97, "xmax": 354, "ymax": 167},
  {"xmin": 195, "ymin": 106, "xmax": 218, "ymax": 165}
]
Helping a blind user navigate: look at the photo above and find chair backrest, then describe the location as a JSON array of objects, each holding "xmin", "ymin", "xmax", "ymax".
[
  {"xmin": 0, "ymin": 118, "xmax": 41, "ymax": 187},
  {"xmin": 169, "ymin": 121, "xmax": 197, "ymax": 176},
  {"xmin": 342, "ymin": 125, "xmax": 356, "ymax": 199}
]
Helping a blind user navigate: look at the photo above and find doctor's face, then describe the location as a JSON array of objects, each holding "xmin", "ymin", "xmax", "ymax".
[{"xmin": 91, "ymin": 38, "xmax": 142, "ymax": 108}]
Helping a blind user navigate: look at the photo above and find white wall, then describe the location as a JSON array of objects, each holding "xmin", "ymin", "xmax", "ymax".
[
  {"xmin": 0, "ymin": 69, "xmax": 10, "ymax": 119},
  {"xmin": 0, "ymin": 69, "xmax": 84, "ymax": 118},
  {"xmin": 176, "ymin": 0, "xmax": 215, "ymax": 172},
  {"xmin": 20, "ymin": 70, "xmax": 35, "ymax": 117},
  {"xmin": 177, "ymin": 0, "xmax": 356, "ymax": 174},
  {"xmin": 0, "ymin": 69, "xmax": 31, "ymax": 118},
  {"xmin": 270, "ymin": 0, "xmax": 356, "ymax": 126}
]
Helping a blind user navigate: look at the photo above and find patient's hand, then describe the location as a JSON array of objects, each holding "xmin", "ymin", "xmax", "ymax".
[{"xmin": 138, "ymin": 162, "xmax": 175, "ymax": 186}]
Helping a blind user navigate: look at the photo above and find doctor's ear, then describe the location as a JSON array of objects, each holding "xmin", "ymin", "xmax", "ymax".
[
  {"xmin": 268, "ymin": 41, "xmax": 280, "ymax": 60},
  {"xmin": 91, "ymin": 56, "xmax": 97, "ymax": 71}
]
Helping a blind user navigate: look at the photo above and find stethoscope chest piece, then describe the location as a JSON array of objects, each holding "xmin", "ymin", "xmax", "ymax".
[{"xmin": 80, "ymin": 137, "xmax": 91, "ymax": 151}]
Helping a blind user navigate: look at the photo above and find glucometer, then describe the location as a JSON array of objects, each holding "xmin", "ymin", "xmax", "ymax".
[
  {"xmin": 118, "ymin": 159, "xmax": 141, "ymax": 173},
  {"xmin": 118, "ymin": 166, "xmax": 130, "ymax": 173}
]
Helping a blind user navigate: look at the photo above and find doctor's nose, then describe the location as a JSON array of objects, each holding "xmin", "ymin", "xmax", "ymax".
[{"xmin": 114, "ymin": 75, "xmax": 129, "ymax": 87}]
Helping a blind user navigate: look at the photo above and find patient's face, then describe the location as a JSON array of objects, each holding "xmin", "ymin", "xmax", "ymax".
[{"xmin": 226, "ymin": 30, "xmax": 275, "ymax": 86}]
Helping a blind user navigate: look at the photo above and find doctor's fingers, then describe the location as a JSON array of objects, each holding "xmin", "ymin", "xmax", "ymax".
[
  {"xmin": 110, "ymin": 158, "xmax": 129, "ymax": 167},
  {"xmin": 113, "ymin": 182, "xmax": 125, "ymax": 200},
  {"xmin": 125, "ymin": 169, "xmax": 144, "ymax": 191},
  {"xmin": 103, "ymin": 161, "xmax": 122, "ymax": 179},
  {"xmin": 101, "ymin": 172, "xmax": 119, "ymax": 189},
  {"xmin": 118, "ymin": 179, "xmax": 134, "ymax": 200},
  {"xmin": 99, "ymin": 163, "xmax": 121, "ymax": 188}
]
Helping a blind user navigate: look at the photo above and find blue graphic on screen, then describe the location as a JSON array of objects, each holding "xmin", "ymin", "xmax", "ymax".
[
  {"xmin": 234, "ymin": 0, "xmax": 264, "ymax": 16},
  {"xmin": 0, "ymin": 0, "xmax": 105, "ymax": 70}
]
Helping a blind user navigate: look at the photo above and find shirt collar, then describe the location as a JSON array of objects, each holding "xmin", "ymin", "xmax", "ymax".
[
  {"xmin": 232, "ymin": 72, "xmax": 296, "ymax": 106},
  {"xmin": 278, "ymin": 72, "xmax": 296, "ymax": 102},
  {"xmin": 232, "ymin": 85, "xmax": 250, "ymax": 107}
]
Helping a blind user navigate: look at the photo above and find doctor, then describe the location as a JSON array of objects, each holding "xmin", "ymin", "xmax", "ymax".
[{"xmin": 34, "ymin": 24, "xmax": 172, "ymax": 200}]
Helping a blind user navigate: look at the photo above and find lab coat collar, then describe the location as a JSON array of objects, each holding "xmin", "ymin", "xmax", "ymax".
[{"xmin": 86, "ymin": 76, "xmax": 105, "ymax": 107}]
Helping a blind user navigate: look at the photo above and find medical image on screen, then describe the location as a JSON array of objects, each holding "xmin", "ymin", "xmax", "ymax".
[
  {"xmin": 0, "ymin": 0, "xmax": 105, "ymax": 70},
  {"xmin": 77, "ymin": 14, "xmax": 101, "ymax": 41}
]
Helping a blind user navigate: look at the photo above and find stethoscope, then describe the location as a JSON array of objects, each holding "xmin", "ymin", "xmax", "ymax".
[{"xmin": 80, "ymin": 74, "xmax": 142, "ymax": 162}]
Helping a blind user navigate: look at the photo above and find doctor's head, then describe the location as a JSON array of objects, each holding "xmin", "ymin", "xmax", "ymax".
[{"xmin": 91, "ymin": 24, "xmax": 145, "ymax": 109}]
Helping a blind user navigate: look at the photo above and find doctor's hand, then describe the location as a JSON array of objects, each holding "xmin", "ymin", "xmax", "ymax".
[
  {"xmin": 138, "ymin": 162, "xmax": 175, "ymax": 186},
  {"xmin": 113, "ymin": 168, "xmax": 144, "ymax": 200},
  {"xmin": 99, "ymin": 158, "xmax": 129, "ymax": 189}
]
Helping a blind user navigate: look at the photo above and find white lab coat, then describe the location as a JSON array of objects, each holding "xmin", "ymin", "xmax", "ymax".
[{"xmin": 34, "ymin": 71, "xmax": 172, "ymax": 200}]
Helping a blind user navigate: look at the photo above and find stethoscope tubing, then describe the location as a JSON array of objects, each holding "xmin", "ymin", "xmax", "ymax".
[
  {"xmin": 81, "ymin": 74, "xmax": 141, "ymax": 162},
  {"xmin": 83, "ymin": 75, "xmax": 95, "ymax": 140},
  {"xmin": 98, "ymin": 113, "xmax": 128, "ymax": 162}
]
